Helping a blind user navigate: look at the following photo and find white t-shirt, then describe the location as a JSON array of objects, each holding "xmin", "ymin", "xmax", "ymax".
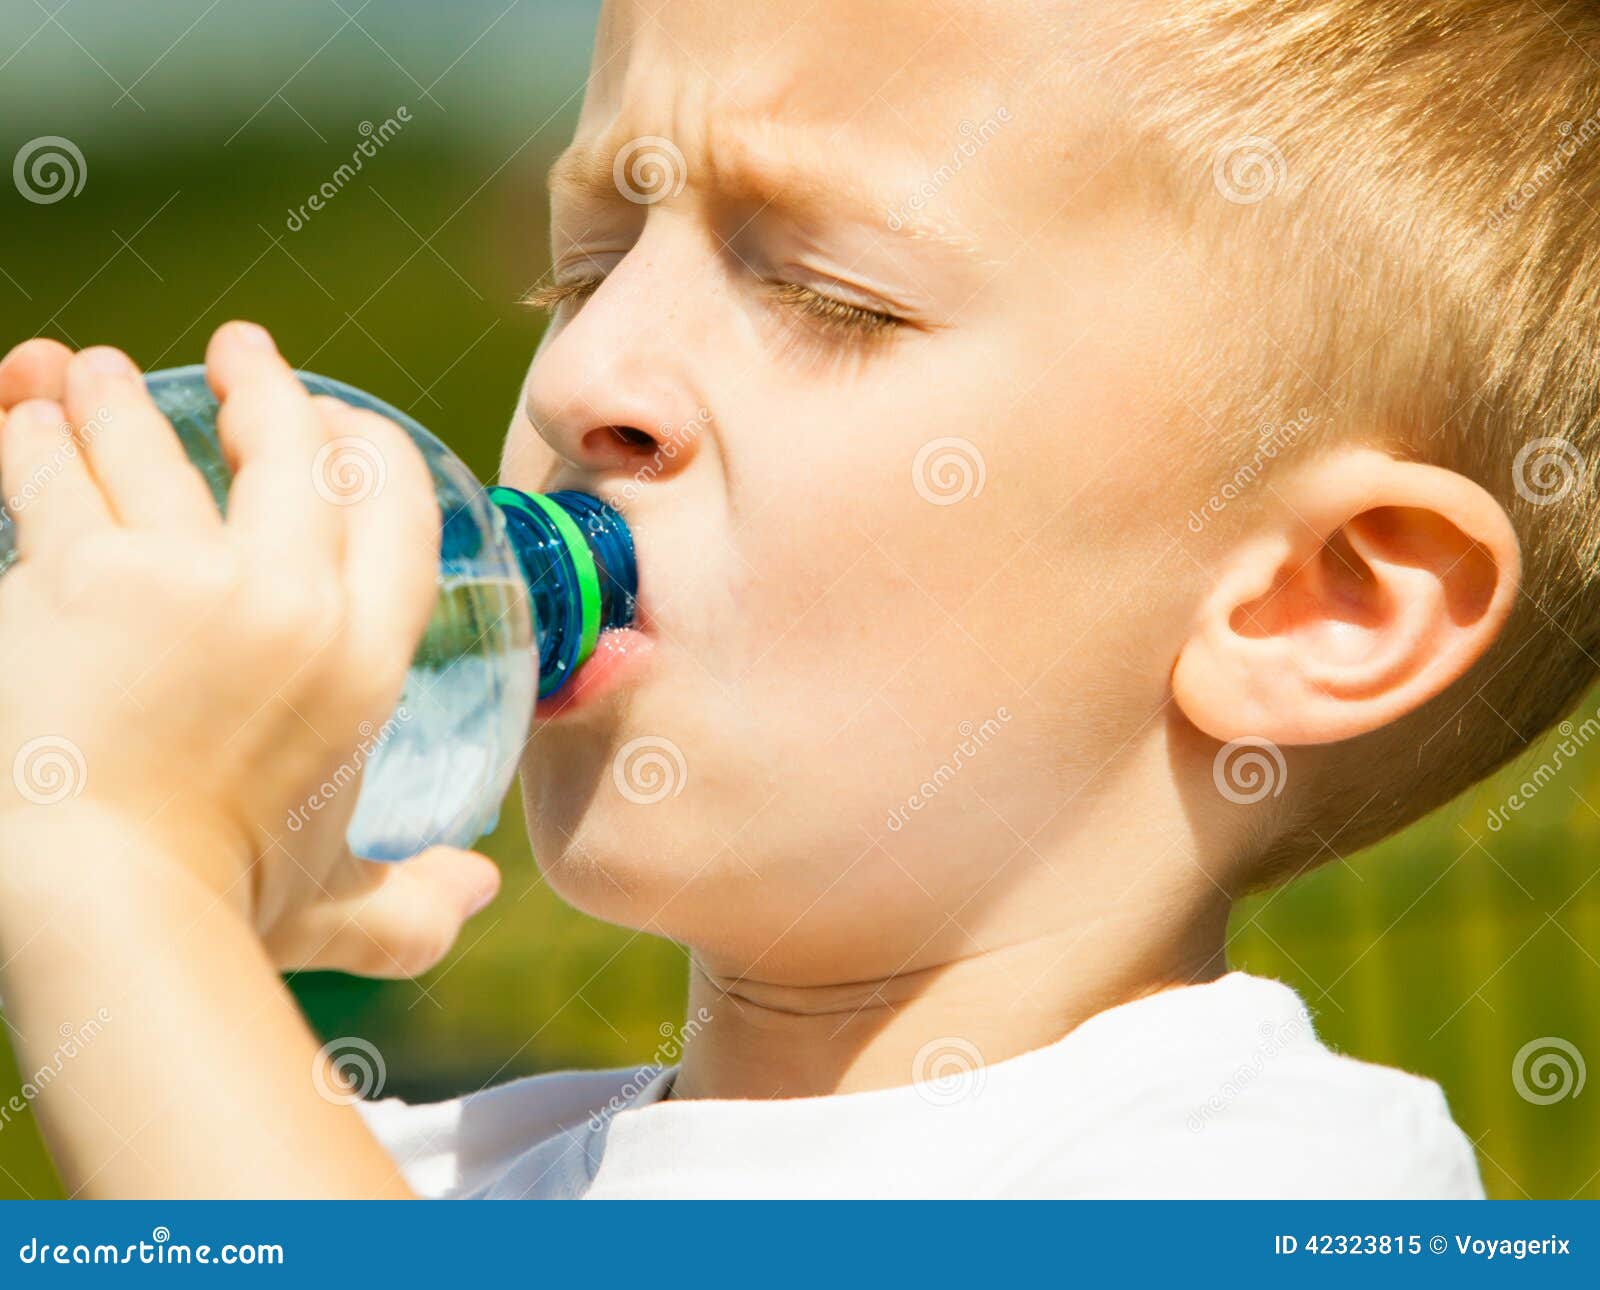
[{"xmin": 357, "ymin": 972, "xmax": 1484, "ymax": 1199}]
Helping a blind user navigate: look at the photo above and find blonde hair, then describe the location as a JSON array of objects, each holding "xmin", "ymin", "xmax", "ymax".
[{"xmin": 1105, "ymin": 1, "xmax": 1600, "ymax": 875}]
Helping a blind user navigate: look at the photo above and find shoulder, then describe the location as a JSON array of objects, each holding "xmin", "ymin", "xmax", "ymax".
[
  {"xmin": 1010, "ymin": 974, "xmax": 1484, "ymax": 1199},
  {"xmin": 358, "ymin": 1065, "xmax": 661, "ymax": 1199},
  {"xmin": 1190, "ymin": 1043, "xmax": 1485, "ymax": 1198}
]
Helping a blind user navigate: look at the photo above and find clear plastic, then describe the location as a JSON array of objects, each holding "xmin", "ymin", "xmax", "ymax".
[{"xmin": 0, "ymin": 366, "xmax": 537, "ymax": 860}]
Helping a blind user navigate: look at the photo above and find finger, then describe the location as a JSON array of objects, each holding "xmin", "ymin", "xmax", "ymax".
[
  {"xmin": 263, "ymin": 847, "xmax": 500, "ymax": 978},
  {"xmin": 204, "ymin": 322, "xmax": 342, "ymax": 568},
  {"xmin": 332, "ymin": 408, "xmax": 441, "ymax": 661},
  {"xmin": 63, "ymin": 347, "xmax": 221, "ymax": 532},
  {"xmin": 0, "ymin": 398, "xmax": 115, "ymax": 556},
  {"xmin": 0, "ymin": 338, "xmax": 73, "ymax": 408}
]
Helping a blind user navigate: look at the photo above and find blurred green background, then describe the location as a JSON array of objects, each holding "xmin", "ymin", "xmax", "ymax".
[{"xmin": 0, "ymin": 0, "xmax": 1595, "ymax": 1200}]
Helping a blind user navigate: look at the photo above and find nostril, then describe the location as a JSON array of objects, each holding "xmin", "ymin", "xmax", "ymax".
[
  {"xmin": 612, "ymin": 425, "xmax": 655, "ymax": 450},
  {"xmin": 577, "ymin": 424, "xmax": 661, "ymax": 468}
]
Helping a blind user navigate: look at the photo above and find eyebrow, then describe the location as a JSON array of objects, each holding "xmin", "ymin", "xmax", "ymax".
[{"xmin": 546, "ymin": 124, "xmax": 983, "ymax": 260}]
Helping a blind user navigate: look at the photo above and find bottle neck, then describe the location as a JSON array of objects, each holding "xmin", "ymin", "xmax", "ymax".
[{"xmin": 487, "ymin": 488, "xmax": 637, "ymax": 698}]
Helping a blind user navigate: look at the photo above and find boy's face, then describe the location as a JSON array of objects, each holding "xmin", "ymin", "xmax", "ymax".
[{"xmin": 501, "ymin": 0, "xmax": 1212, "ymax": 981}]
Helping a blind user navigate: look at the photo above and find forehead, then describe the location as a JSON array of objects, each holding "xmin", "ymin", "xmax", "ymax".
[
  {"xmin": 577, "ymin": 0, "xmax": 1115, "ymax": 228},
  {"xmin": 589, "ymin": 0, "xmax": 1035, "ymax": 127}
]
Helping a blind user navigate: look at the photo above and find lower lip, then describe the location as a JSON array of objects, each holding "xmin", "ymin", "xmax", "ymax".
[{"xmin": 534, "ymin": 627, "xmax": 654, "ymax": 720}]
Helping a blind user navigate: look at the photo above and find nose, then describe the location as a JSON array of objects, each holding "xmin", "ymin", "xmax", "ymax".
[{"xmin": 522, "ymin": 255, "xmax": 707, "ymax": 483}]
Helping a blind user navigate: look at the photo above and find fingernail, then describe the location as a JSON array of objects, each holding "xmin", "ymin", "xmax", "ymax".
[
  {"xmin": 80, "ymin": 347, "xmax": 136, "ymax": 379},
  {"xmin": 229, "ymin": 322, "xmax": 276, "ymax": 352},
  {"xmin": 466, "ymin": 884, "xmax": 498, "ymax": 917}
]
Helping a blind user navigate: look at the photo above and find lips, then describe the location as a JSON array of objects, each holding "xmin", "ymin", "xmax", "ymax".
[
  {"xmin": 528, "ymin": 487, "xmax": 655, "ymax": 720},
  {"xmin": 533, "ymin": 624, "xmax": 654, "ymax": 720}
]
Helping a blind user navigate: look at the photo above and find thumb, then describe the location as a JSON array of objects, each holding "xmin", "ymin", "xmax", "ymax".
[{"xmin": 266, "ymin": 847, "xmax": 500, "ymax": 978}]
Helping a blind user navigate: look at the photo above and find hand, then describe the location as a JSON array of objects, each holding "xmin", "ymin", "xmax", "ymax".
[{"xmin": 0, "ymin": 327, "xmax": 499, "ymax": 976}]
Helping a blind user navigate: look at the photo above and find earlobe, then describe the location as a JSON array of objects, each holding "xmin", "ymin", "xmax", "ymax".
[{"xmin": 1172, "ymin": 448, "xmax": 1521, "ymax": 747}]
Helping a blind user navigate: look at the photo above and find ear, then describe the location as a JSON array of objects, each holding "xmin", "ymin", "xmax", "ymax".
[{"xmin": 1172, "ymin": 447, "xmax": 1521, "ymax": 746}]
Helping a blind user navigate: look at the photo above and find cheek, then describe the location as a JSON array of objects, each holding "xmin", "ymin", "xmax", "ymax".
[
  {"xmin": 696, "ymin": 367, "xmax": 1046, "ymax": 814},
  {"xmin": 721, "ymin": 330, "xmax": 1189, "ymax": 785},
  {"xmin": 727, "ymin": 337, "xmax": 1093, "ymax": 693}
]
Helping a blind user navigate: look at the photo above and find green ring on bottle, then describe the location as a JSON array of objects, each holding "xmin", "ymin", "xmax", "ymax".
[{"xmin": 521, "ymin": 491, "xmax": 602, "ymax": 669}]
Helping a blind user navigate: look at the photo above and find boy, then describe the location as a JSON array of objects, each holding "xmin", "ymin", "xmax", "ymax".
[{"xmin": 0, "ymin": 0, "xmax": 1589, "ymax": 1196}]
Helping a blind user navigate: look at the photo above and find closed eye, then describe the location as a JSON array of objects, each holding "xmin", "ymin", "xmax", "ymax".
[
  {"xmin": 523, "ymin": 275, "xmax": 912, "ymax": 344},
  {"xmin": 768, "ymin": 281, "xmax": 905, "ymax": 340},
  {"xmin": 521, "ymin": 275, "xmax": 604, "ymax": 314}
]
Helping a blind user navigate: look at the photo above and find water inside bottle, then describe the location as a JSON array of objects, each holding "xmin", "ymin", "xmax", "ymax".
[
  {"xmin": 0, "ymin": 366, "xmax": 540, "ymax": 860},
  {"xmin": 347, "ymin": 574, "xmax": 535, "ymax": 859}
]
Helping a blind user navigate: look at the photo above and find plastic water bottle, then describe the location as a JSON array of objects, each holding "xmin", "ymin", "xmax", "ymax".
[{"xmin": 0, "ymin": 366, "xmax": 636, "ymax": 860}]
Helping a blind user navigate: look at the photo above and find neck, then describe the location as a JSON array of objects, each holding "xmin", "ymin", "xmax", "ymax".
[{"xmin": 671, "ymin": 883, "xmax": 1231, "ymax": 1101}]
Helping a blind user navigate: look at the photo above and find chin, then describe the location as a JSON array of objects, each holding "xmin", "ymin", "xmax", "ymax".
[
  {"xmin": 516, "ymin": 683, "xmax": 728, "ymax": 930},
  {"xmin": 518, "ymin": 755, "xmax": 692, "ymax": 929}
]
